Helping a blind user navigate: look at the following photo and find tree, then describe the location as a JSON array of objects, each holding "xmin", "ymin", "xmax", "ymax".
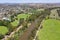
[
  {"xmin": 0, "ymin": 34, "xmax": 4, "ymax": 39},
  {"xmin": 19, "ymin": 18, "xmax": 24, "ymax": 25},
  {"xmin": 3, "ymin": 20, "xmax": 10, "ymax": 26},
  {"xmin": 0, "ymin": 21, "xmax": 4, "ymax": 26}
]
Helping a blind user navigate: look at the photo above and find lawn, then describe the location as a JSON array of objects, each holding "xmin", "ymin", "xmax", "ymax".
[
  {"xmin": 11, "ymin": 20, "xmax": 19, "ymax": 27},
  {"xmin": 11, "ymin": 14, "xmax": 30, "ymax": 27},
  {"xmin": 0, "ymin": 26, "xmax": 8, "ymax": 35},
  {"xmin": 37, "ymin": 19, "xmax": 60, "ymax": 40},
  {"xmin": 17, "ymin": 14, "xmax": 30, "ymax": 20}
]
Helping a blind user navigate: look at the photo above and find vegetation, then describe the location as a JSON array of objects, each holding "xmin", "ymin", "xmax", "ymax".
[
  {"xmin": 1, "ymin": 7, "xmax": 59, "ymax": 40},
  {"xmin": 37, "ymin": 19, "xmax": 60, "ymax": 40},
  {"xmin": 17, "ymin": 14, "xmax": 30, "ymax": 20},
  {"xmin": 11, "ymin": 20, "xmax": 19, "ymax": 27},
  {"xmin": 0, "ymin": 13, "xmax": 30, "ymax": 39},
  {"xmin": 0, "ymin": 8, "xmax": 51, "ymax": 40},
  {"xmin": 0, "ymin": 26, "xmax": 8, "ymax": 35},
  {"xmin": 11, "ymin": 14, "xmax": 30, "ymax": 26},
  {"xmin": 8, "ymin": 21, "xmax": 28, "ymax": 40}
]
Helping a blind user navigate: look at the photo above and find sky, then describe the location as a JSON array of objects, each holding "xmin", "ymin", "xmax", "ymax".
[{"xmin": 0, "ymin": 0, "xmax": 60, "ymax": 3}]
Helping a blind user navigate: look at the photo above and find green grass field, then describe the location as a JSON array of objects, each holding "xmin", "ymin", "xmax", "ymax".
[
  {"xmin": 0, "ymin": 26, "xmax": 8, "ymax": 35},
  {"xmin": 11, "ymin": 20, "xmax": 19, "ymax": 27},
  {"xmin": 11, "ymin": 14, "xmax": 30, "ymax": 27},
  {"xmin": 17, "ymin": 14, "xmax": 30, "ymax": 20},
  {"xmin": 38, "ymin": 19, "xmax": 60, "ymax": 40}
]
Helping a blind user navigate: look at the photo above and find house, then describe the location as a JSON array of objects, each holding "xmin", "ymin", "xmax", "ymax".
[{"xmin": 2, "ymin": 17, "xmax": 11, "ymax": 21}]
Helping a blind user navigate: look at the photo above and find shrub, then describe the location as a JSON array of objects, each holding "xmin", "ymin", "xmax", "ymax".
[{"xmin": 0, "ymin": 34, "xmax": 4, "ymax": 39}]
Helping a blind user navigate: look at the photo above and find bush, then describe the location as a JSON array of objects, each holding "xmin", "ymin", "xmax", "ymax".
[
  {"xmin": 0, "ymin": 34, "xmax": 4, "ymax": 39},
  {"xmin": 0, "ymin": 21, "xmax": 4, "ymax": 26}
]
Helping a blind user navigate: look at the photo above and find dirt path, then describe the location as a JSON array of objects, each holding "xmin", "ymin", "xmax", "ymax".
[
  {"xmin": 2, "ymin": 25, "xmax": 23, "ymax": 40},
  {"xmin": 33, "ymin": 20, "xmax": 44, "ymax": 40}
]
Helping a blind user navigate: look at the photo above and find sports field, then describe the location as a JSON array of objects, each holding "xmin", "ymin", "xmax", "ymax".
[{"xmin": 38, "ymin": 19, "xmax": 60, "ymax": 40}]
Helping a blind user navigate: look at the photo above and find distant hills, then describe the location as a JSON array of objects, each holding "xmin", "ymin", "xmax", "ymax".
[{"xmin": 0, "ymin": 3, "xmax": 60, "ymax": 8}]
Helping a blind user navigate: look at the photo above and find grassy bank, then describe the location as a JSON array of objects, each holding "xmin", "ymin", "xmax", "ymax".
[{"xmin": 38, "ymin": 19, "xmax": 60, "ymax": 40}]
